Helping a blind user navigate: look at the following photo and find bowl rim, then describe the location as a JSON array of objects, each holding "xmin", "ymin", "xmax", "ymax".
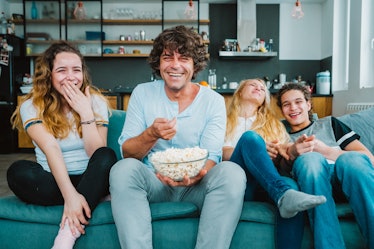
[{"xmin": 152, "ymin": 154, "xmax": 208, "ymax": 165}]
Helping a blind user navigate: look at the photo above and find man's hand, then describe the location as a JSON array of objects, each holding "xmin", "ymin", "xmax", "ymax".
[
  {"xmin": 287, "ymin": 134, "xmax": 316, "ymax": 160},
  {"xmin": 156, "ymin": 168, "xmax": 207, "ymax": 187},
  {"xmin": 150, "ymin": 117, "xmax": 177, "ymax": 140}
]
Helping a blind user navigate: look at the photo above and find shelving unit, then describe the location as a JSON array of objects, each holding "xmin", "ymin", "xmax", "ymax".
[
  {"xmin": 65, "ymin": 0, "xmax": 102, "ymax": 57},
  {"xmin": 162, "ymin": 0, "xmax": 201, "ymax": 32},
  {"xmin": 219, "ymin": 51, "xmax": 278, "ymax": 60},
  {"xmin": 18, "ymin": 0, "xmax": 209, "ymax": 58},
  {"xmin": 23, "ymin": 0, "xmax": 62, "ymax": 56}
]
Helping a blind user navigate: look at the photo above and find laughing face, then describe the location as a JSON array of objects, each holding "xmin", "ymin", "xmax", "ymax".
[
  {"xmin": 240, "ymin": 79, "xmax": 267, "ymax": 108},
  {"xmin": 51, "ymin": 52, "xmax": 83, "ymax": 96},
  {"xmin": 159, "ymin": 49, "xmax": 194, "ymax": 91},
  {"xmin": 280, "ymin": 89, "xmax": 312, "ymax": 132}
]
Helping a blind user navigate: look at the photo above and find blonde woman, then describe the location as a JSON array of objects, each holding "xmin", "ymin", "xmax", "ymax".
[
  {"xmin": 7, "ymin": 41, "xmax": 117, "ymax": 249},
  {"xmin": 223, "ymin": 79, "xmax": 326, "ymax": 249}
]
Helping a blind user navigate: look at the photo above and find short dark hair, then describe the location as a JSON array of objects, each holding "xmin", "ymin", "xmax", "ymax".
[{"xmin": 148, "ymin": 25, "xmax": 208, "ymax": 80}]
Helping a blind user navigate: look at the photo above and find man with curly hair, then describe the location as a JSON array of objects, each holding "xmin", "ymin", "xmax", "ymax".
[{"xmin": 109, "ymin": 25, "xmax": 246, "ymax": 249}]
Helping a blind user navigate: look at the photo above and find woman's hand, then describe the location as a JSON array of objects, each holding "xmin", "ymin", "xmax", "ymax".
[
  {"xmin": 266, "ymin": 140, "xmax": 281, "ymax": 160},
  {"xmin": 60, "ymin": 191, "xmax": 91, "ymax": 236},
  {"xmin": 62, "ymin": 83, "xmax": 93, "ymax": 120}
]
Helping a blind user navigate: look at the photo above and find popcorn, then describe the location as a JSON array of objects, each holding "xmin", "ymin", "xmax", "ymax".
[{"xmin": 150, "ymin": 147, "xmax": 208, "ymax": 181}]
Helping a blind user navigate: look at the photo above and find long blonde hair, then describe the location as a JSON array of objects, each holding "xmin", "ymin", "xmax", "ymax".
[
  {"xmin": 11, "ymin": 41, "xmax": 108, "ymax": 139},
  {"xmin": 226, "ymin": 78, "xmax": 289, "ymax": 144}
]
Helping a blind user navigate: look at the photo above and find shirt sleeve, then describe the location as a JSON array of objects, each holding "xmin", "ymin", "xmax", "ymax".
[
  {"xmin": 199, "ymin": 92, "xmax": 226, "ymax": 163},
  {"xmin": 117, "ymin": 85, "xmax": 146, "ymax": 158},
  {"xmin": 331, "ymin": 116, "xmax": 360, "ymax": 149},
  {"xmin": 20, "ymin": 99, "xmax": 41, "ymax": 130}
]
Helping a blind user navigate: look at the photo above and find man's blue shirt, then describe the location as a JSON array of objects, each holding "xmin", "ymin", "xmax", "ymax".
[{"xmin": 118, "ymin": 80, "xmax": 226, "ymax": 170}]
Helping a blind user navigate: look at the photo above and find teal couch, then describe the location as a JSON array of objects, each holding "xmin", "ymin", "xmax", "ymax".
[{"xmin": 1, "ymin": 108, "xmax": 371, "ymax": 249}]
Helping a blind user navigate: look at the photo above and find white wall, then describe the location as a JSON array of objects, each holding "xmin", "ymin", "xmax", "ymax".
[
  {"xmin": 321, "ymin": 0, "xmax": 333, "ymax": 58},
  {"xmin": 279, "ymin": 3, "xmax": 322, "ymax": 60}
]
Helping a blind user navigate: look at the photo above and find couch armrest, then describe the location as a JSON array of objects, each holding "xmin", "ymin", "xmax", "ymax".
[{"xmin": 107, "ymin": 110, "xmax": 126, "ymax": 160}]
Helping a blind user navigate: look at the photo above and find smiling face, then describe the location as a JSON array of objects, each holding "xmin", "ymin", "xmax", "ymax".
[
  {"xmin": 280, "ymin": 89, "xmax": 312, "ymax": 132},
  {"xmin": 51, "ymin": 52, "xmax": 83, "ymax": 96},
  {"xmin": 159, "ymin": 49, "xmax": 194, "ymax": 91}
]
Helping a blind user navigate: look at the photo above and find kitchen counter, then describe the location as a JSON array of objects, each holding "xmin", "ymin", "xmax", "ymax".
[{"xmin": 109, "ymin": 86, "xmax": 332, "ymax": 97}]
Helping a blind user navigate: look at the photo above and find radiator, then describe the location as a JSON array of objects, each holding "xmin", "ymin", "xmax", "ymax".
[{"xmin": 346, "ymin": 103, "xmax": 374, "ymax": 114}]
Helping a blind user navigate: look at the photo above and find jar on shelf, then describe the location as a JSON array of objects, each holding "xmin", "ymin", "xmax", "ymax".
[{"xmin": 208, "ymin": 69, "xmax": 217, "ymax": 89}]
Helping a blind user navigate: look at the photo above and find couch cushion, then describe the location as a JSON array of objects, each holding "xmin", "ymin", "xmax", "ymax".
[
  {"xmin": 0, "ymin": 196, "xmax": 199, "ymax": 226},
  {"xmin": 336, "ymin": 203, "xmax": 354, "ymax": 219},
  {"xmin": 107, "ymin": 109, "xmax": 126, "ymax": 160},
  {"xmin": 240, "ymin": 202, "xmax": 275, "ymax": 224},
  {"xmin": 337, "ymin": 107, "xmax": 374, "ymax": 155}
]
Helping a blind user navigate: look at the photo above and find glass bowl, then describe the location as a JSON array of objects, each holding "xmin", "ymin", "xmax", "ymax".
[{"xmin": 150, "ymin": 147, "xmax": 208, "ymax": 181}]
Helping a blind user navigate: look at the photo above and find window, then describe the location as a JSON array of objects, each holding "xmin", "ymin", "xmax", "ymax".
[
  {"xmin": 332, "ymin": 0, "xmax": 350, "ymax": 92},
  {"xmin": 359, "ymin": 0, "xmax": 374, "ymax": 88}
]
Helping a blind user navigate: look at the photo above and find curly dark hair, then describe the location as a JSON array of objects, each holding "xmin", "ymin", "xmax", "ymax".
[
  {"xmin": 276, "ymin": 83, "xmax": 314, "ymax": 121},
  {"xmin": 148, "ymin": 25, "xmax": 209, "ymax": 80}
]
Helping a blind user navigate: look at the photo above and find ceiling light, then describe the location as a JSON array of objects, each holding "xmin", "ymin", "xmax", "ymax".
[{"xmin": 292, "ymin": 0, "xmax": 304, "ymax": 19}]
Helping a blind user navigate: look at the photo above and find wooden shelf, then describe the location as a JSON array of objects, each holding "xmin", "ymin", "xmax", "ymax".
[
  {"xmin": 103, "ymin": 19, "xmax": 162, "ymax": 25},
  {"xmin": 103, "ymin": 40, "xmax": 154, "ymax": 45},
  {"xmin": 102, "ymin": 53, "xmax": 149, "ymax": 58},
  {"xmin": 219, "ymin": 51, "xmax": 278, "ymax": 59},
  {"xmin": 24, "ymin": 19, "xmax": 60, "ymax": 24},
  {"xmin": 164, "ymin": 19, "xmax": 210, "ymax": 25},
  {"xmin": 26, "ymin": 40, "xmax": 54, "ymax": 44},
  {"xmin": 67, "ymin": 40, "xmax": 101, "ymax": 44},
  {"xmin": 66, "ymin": 19, "xmax": 101, "ymax": 24},
  {"xmin": 102, "ymin": 19, "xmax": 210, "ymax": 25}
]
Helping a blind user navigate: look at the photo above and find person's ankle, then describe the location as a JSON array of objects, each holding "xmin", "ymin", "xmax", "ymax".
[{"xmin": 51, "ymin": 221, "xmax": 82, "ymax": 249}]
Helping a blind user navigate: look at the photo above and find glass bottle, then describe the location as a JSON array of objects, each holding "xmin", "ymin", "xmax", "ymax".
[
  {"xmin": 268, "ymin": 39, "xmax": 273, "ymax": 52},
  {"xmin": 208, "ymin": 69, "xmax": 217, "ymax": 89},
  {"xmin": 0, "ymin": 12, "xmax": 7, "ymax": 34},
  {"xmin": 31, "ymin": 1, "xmax": 38, "ymax": 20}
]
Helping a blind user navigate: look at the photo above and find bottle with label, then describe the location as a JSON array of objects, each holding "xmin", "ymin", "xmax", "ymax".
[{"xmin": 208, "ymin": 69, "xmax": 217, "ymax": 89}]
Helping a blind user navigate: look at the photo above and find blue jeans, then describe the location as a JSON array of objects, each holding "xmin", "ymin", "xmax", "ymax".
[
  {"xmin": 109, "ymin": 158, "xmax": 246, "ymax": 249},
  {"xmin": 292, "ymin": 151, "xmax": 374, "ymax": 249},
  {"xmin": 230, "ymin": 131, "xmax": 304, "ymax": 249}
]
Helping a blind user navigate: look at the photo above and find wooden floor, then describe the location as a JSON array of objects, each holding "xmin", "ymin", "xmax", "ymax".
[{"xmin": 0, "ymin": 153, "xmax": 35, "ymax": 197}]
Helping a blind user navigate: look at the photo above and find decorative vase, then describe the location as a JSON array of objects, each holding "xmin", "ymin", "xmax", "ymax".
[{"xmin": 31, "ymin": 1, "xmax": 38, "ymax": 20}]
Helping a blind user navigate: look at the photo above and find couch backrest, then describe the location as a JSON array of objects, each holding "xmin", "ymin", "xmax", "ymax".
[
  {"xmin": 337, "ymin": 107, "xmax": 374, "ymax": 155},
  {"xmin": 107, "ymin": 109, "xmax": 126, "ymax": 160},
  {"xmin": 107, "ymin": 108, "xmax": 374, "ymax": 159}
]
